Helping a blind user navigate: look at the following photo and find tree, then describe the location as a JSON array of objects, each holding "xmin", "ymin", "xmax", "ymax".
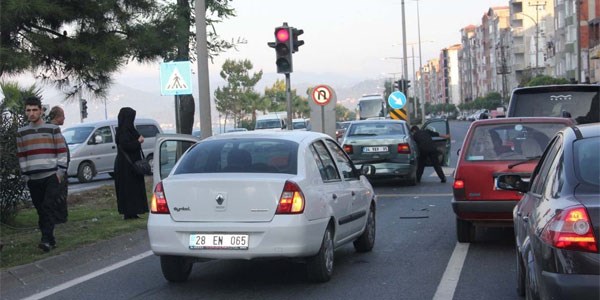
[
  {"xmin": 214, "ymin": 59, "xmax": 263, "ymax": 128},
  {"xmin": 0, "ymin": 82, "xmax": 41, "ymax": 224},
  {"xmin": 335, "ymin": 104, "xmax": 355, "ymax": 121},
  {"xmin": 1, "ymin": 0, "xmax": 238, "ymax": 134},
  {"xmin": 263, "ymin": 80, "xmax": 287, "ymax": 113},
  {"xmin": 525, "ymin": 75, "xmax": 570, "ymax": 87}
]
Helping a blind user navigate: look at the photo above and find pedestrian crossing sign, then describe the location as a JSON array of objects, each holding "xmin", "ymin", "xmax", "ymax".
[{"xmin": 160, "ymin": 61, "xmax": 193, "ymax": 96}]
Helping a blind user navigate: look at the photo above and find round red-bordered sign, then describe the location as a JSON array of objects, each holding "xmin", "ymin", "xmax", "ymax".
[{"xmin": 312, "ymin": 85, "xmax": 332, "ymax": 106}]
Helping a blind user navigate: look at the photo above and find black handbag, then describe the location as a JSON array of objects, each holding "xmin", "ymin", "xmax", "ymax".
[{"xmin": 118, "ymin": 147, "xmax": 152, "ymax": 176}]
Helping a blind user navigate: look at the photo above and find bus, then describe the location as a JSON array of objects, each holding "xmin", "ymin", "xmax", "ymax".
[
  {"xmin": 357, "ymin": 94, "xmax": 387, "ymax": 120},
  {"xmin": 507, "ymin": 84, "xmax": 599, "ymax": 124}
]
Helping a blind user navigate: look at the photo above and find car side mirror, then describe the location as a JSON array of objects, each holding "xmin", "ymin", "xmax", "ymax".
[
  {"xmin": 496, "ymin": 174, "xmax": 528, "ymax": 193},
  {"xmin": 361, "ymin": 164, "xmax": 376, "ymax": 176}
]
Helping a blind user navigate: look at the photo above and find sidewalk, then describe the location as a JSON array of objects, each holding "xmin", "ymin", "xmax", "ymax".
[{"xmin": 0, "ymin": 229, "xmax": 151, "ymax": 300}]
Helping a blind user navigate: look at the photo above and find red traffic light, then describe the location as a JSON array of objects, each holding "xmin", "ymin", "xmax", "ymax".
[{"xmin": 276, "ymin": 28, "xmax": 290, "ymax": 42}]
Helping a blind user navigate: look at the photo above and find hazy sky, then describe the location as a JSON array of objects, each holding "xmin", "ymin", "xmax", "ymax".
[
  {"xmin": 9, "ymin": 0, "xmax": 508, "ymax": 127},
  {"xmin": 123, "ymin": 0, "xmax": 508, "ymax": 80}
]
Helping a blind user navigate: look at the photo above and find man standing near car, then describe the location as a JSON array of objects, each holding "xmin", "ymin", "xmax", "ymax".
[
  {"xmin": 48, "ymin": 106, "xmax": 69, "ymax": 226},
  {"xmin": 410, "ymin": 125, "xmax": 446, "ymax": 183},
  {"xmin": 17, "ymin": 97, "xmax": 68, "ymax": 252}
]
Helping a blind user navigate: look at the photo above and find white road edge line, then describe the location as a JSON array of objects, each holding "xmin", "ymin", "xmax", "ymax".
[
  {"xmin": 23, "ymin": 250, "xmax": 153, "ymax": 300},
  {"xmin": 432, "ymin": 242, "xmax": 470, "ymax": 300}
]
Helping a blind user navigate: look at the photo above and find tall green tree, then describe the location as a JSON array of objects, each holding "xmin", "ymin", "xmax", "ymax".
[
  {"xmin": 1, "ymin": 0, "xmax": 237, "ymax": 133},
  {"xmin": 214, "ymin": 59, "xmax": 263, "ymax": 127}
]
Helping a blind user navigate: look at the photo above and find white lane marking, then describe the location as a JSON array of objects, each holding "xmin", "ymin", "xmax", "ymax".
[
  {"xmin": 23, "ymin": 251, "xmax": 153, "ymax": 300},
  {"xmin": 433, "ymin": 242, "xmax": 470, "ymax": 300}
]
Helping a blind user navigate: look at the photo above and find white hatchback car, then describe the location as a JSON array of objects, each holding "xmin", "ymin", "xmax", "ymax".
[{"xmin": 149, "ymin": 130, "xmax": 377, "ymax": 283}]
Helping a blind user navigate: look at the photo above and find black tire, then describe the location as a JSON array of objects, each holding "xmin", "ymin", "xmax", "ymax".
[
  {"xmin": 354, "ymin": 204, "xmax": 376, "ymax": 252},
  {"xmin": 77, "ymin": 162, "xmax": 95, "ymax": 183},
  {"xmin": 516, "ymin": 249, "xmax": 526, "ymax": 297},
  {"xmin": 160, "ymin": 255, "xmax": 193, "ymax": 283},
  {"xmin": 456, "ymin": 218, "xmax": 475, "ymax": 243},
  {"xmin": 307, "ymin": 225, "xmax": 334, "ymax": 283}
]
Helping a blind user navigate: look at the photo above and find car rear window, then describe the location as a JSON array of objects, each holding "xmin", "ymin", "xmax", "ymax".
[
  {"xmin": 574, "ymin": 137, "xmax": 599, "ymax": 186},
  {"xmin": 510, "ymin": 91, "xmax": 598, "ymax": 124},
  {"xmin": 173, "ymin": 138, "xmax": 298, "ymax": 174},
  {"xmin": 465, "ymin": 123, "xmax": 566, "ymax": 161},
  {"xmin": 347, "ymin": 122, "xmax": 405, "ymax": 136}
]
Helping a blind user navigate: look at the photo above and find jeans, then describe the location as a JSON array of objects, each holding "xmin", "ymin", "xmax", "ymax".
[{"xmin": 27, "ymin": 175, "xmax": 61, "ymax": 245}]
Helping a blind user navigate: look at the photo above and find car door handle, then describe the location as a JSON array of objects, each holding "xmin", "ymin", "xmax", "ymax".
[
  {"xmin": 112, "ymin": 146, "xmax": 115, "ymax": 149},
  {"xmin": 516, "ymin": 211, "xmax": 522, "ymax": 217},
  {"xmin": 332, "ymin": 194, "xmax": 337, "ymax": 200},
  {"xmin": 351, "ymin": 191, "xmax": 356, "ymax": 196},
  {"xmin": 522, "ymin": 215, "xmax": 529, "ymax": 223}
]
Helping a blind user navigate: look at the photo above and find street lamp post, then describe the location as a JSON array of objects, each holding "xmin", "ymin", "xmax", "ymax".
[{"xmin": 519, "ymin": 12, "xmax": 541, "ymax": 74}]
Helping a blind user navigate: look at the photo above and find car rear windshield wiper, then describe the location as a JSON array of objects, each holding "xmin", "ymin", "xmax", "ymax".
[
  {"xmin": 349, "ymin": 133, "xmax": 377, "ymax": 136},
  {"xmin": 508, "ymin": 155, "xmax": 541, "ymax": 169}
]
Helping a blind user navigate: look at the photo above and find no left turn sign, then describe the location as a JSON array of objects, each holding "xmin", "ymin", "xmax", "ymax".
[{"xmin": 312, "ymin": 85, "xmax": 332, "ymax": 106}]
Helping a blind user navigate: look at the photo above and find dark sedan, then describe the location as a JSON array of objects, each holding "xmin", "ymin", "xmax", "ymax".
[{"xmin": 497, "ymin": 123, "xmax": 600, "ymax": 300}]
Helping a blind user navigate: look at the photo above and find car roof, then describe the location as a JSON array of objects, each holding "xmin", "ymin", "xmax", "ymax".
[
  {"xmin": 64, "ymin": 118, "xmax": 159, "ymax": 129},
  {"xmin": 470, "ymin": 117, "xmax": 574, "ymax": 126},
  {"xmin": 567, "ymin": 123, "xmax": 600, "ymax": 139},
  {"xmin": 348, "ymin": 119, "xmax": 407, "ymax": 125},
  {"xmin": 204, "ymin": 129, "xmax": 331, "ymax": 143},
  {"xmin": 512, "ymin": 84, "xmax": 599, "ymax": 93}
]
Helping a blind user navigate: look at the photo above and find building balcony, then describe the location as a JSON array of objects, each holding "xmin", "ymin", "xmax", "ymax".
[{"xmin": 512, "ymin": 44, "xmax": 525, "ymax": 54}]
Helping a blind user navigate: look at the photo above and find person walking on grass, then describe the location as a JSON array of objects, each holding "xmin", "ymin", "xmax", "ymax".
[
  {"xmin": 16, "ymin": 97, "xmax": 68, "ymax": 252},
  {"xmin": 114, "ymin": 107, "xmax": 148, "ymax": 220},
  {"xmin": 48, "ymin": 106, "xmax": 70, "ymax": 225},
  {"xmin": 410, "ymin": 125, "xmax": 447, "ymax": 183}
]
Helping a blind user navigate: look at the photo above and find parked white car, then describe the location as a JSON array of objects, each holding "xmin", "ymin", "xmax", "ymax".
[{"xmin": 149, "ymin": 130, "xmax": 377, "ymax": 283}]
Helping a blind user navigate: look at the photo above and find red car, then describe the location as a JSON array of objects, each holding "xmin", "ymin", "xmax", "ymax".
[{"xmin": 452, "ymin": 117, "xmax": 573, "ymax": 242}]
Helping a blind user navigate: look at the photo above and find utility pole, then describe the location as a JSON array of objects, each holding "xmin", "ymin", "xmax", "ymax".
[
  {"xmin": 195, "ymin": 0, "xmax": 213, "ymax": 139},
  {"xmin": 496, "ymin": 35, "xmax": 511, "ymax": 105},
  {"xmin": 529, "ymin": 1, "xmax": 546, "ymax": 75},
  {"xmin": 401, "ymin": 0, "xmax": 410, "ymax": 123},
  {"xmin": 415, "ymin": 0, "xmax": 425, "ymax": 123},
  {"xmin": 575, "ymin": 0, "xmax": 582, "ymax": 82}
]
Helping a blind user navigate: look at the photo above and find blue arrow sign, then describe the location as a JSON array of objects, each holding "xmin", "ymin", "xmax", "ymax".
[
  {"xmin": 160, "ymin": 61, "xmax": 193, "ymax": 96},
  {"xmin": 388, "ymin": 91, "xmax": 407, "ymax": 109}
]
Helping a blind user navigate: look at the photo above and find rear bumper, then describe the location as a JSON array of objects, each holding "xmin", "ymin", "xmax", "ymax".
[
  {"xmin": 355, "ymin": 162, "xmax": 415, "ymax": 178},
  {"xmin": 148, "ymin": 214, "xmax": 329, "ymax": 260},
  {"xmin": 452, "ymin": 198, "xmax": 518, "ymax": 221},
  {"xmin": 541, "ymin": 271, "xmax": 600, "ymax": 300}
]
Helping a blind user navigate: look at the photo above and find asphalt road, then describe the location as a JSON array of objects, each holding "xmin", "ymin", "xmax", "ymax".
[{"xmin": 2, "ymin": 121, "xmax": 521, "ymax": 300}]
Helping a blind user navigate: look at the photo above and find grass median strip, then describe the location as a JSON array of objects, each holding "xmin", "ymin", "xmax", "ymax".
[{"xmin": 0, "ymin": 178, "xmax": 153, "ymax": 269}]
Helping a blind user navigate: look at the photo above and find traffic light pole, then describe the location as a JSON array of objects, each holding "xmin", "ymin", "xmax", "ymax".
[{"xmin": 286, "ymin": 73, "xmax": 292, "ymax": 130}]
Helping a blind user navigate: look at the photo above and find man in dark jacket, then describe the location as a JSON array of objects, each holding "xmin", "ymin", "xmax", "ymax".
[{"xmin": 410, "ymin": 125, "xmax": 446, "ymax": 183}]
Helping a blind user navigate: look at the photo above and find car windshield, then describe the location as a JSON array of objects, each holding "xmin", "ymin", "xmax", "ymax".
[
  {"xmin": 174, "ymin": 138, "xmax": 298, "ymax": 174},
  {"xmin": 62, "ymin": 127, "xmax": 94, "ymax": 144},
  {"xmin": 574, "ymin": 137, "xmax": 599, "ymax": 186},
  {"xmin": 347, "ymin": 122, "xmax": 405, "ymax": 137},
  {"xmin": 256, "ymin": 119, "xmax": 282, "ymax": 129},
  {"xmin": 293, "ymin": 121, "xmax": 306, "ymax": 129},
  {"xmin": 465, "ymin": 123, "xmax": 566, "ymax": 161}
]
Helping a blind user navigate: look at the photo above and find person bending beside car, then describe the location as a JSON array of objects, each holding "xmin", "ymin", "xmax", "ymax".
[{"xmin": 410, "ymin": 125, "xmax": 446, "ymax": 183}]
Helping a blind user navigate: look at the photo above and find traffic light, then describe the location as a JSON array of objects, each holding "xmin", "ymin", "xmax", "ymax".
[
  {"xmin": 268, "ymin": 24, "xmax": 293, "ymax": 74},
  {"xmin": 393, "ymin": 80, "xmax": 401, "ymax": 91},
  {"xmin": 291, "ymin": 27, "xmax": 304, "ymax": 53},
  {"xmin": 80, "ymin": 99, "xmax": 88, "ymax": 119}
]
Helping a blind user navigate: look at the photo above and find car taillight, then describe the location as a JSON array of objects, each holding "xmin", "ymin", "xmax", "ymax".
[
  {"xmin": 540, "ymin": 206, "xmax": 598, "ymax": 253},
  {"xmin": 453, "ymin": 179, "xmax": 466, "ymax": 201},
  {"xmin": 151, "ymin": 181, "xmax": 170, "ymax": 214},
  {"xmin": 397, "ymin": 143, "xmax": 410, "ymax": 154},
  {"xmin": 276, "ymin": 181, "xmax": 305, "ymax": 214},
  {"xmin": 343, "ymin": 144, "xmax": 353, "ymax": 154}
]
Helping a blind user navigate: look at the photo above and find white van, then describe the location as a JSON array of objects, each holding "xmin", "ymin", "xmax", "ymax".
[
  {"xmin": 254, "ymin": 113, "xmax": 287, "ymax": 131},
  {"xmin": 62, "ymin": 118, "xmax": 162, "ymax": 183}
]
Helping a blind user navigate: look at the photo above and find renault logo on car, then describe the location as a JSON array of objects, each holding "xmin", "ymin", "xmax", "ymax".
[{"xmin": 216, "ymin": 194, "xmax": 225, "ymax": 205}]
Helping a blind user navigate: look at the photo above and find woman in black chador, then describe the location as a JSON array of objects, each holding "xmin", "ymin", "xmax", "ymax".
[{"xmin": 114, "ymin": 107, "xmax": 148, "ymax": 219}]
